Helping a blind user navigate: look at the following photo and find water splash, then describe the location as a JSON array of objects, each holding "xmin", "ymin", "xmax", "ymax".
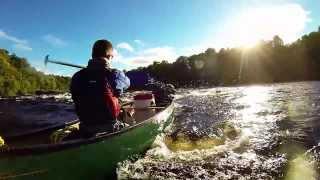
[{"xmin": 118, "ymin": 82, "xmax": 320, "ymax": 179}]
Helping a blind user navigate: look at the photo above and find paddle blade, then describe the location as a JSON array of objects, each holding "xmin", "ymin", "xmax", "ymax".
[{"xmin": 44, "ymin": 55, "xmax": 49, "ymax": 66}]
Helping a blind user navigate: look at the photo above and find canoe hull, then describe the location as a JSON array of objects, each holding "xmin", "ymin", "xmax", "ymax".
[{"xmin": 0, "ymin": 104, "xmax": 174, "ymax": 179}]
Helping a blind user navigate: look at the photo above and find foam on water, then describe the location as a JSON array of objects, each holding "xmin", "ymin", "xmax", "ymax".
[
  {"xmin": 117, "ymin": 82, "xmax": 320, "ymax": 179},
  {"xmin": 117, "ymin": 129, "xmax": 284, "ymax": 179}
]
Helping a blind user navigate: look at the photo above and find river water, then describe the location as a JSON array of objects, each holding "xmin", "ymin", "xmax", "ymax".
[{"xmin": 118, "ymin": 81, "xmax": 320, "ymax": 179}]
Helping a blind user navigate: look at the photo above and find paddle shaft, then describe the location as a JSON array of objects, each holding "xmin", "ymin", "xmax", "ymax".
[{"xmin": 45, "ymin": 55, "xmax": 85, "ymax": 69}]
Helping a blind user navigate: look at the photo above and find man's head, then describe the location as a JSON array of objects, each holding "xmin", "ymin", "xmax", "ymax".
[{"xmin": 92, "ymin": 39, "xmax": 114, "ymax": 60}]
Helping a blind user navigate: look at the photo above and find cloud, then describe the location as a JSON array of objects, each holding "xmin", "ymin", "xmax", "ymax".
[
  {"xmin": 113, "ymin": 48, "xmax": 121, "ymax": 58},
  {"xmin": 113, "ymin": 40, "xmax": 211, "ymax": 70},
  {"xmin": 42, "ymin": 34, "xmax": 67, "ymax": 47},
  {"xmin": 13, "ymin": 43, "xmax": 32, "ymax": 51},
  {"xmin": 0, "ymin": 30, "xmax": 28, "ymax": 44},
  {"xmin": 0, "ymin": 29, "xmax": 32, "ymax": 51},
  {"xmin": 114, "ymin": 46, "xmax": 177, "ymax": 68},
  {"xmin": 179, "ymin": 45, "xmax": 210, "ymax": 57},
  {"xmin": 214, "ymin": 3, "xmax": 311, "ymax": 48},
  {"xmin": 134, "ymin": 39, "xmax": 144, "ymax": 46},
  {"xmin": 117, "ymin": 42, "xmax": 134, "ymax": 52}
]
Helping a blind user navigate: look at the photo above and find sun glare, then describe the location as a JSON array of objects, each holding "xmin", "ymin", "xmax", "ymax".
[{"xmin": 216, "ymin": 4, "xmax": 310, "ymax": 48}]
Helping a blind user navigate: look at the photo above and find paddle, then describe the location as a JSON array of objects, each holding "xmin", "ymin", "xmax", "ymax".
[{"xmin": 44, "ymin": 55, "xmax": 85, "ymax": 69}]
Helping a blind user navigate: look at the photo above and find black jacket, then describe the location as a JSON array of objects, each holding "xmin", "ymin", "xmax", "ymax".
[{"xmin": 70, "ymin": 58, "xmax": 129, "ymax": 127}]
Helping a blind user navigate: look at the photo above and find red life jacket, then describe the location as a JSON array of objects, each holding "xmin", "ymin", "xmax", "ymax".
[{"xmin": 104, "ymin": 80, "xmax": 121, "ymax": 119}]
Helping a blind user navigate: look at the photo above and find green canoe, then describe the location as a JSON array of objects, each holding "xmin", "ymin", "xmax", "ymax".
[{"xmin": 0, "ymin": 102, "xmax": 174, "ymax": 179}]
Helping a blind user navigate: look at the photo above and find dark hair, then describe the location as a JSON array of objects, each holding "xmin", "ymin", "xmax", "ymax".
[{"xmin": 92, "ymin": 39, "xmax": 113, "ymax": 58}]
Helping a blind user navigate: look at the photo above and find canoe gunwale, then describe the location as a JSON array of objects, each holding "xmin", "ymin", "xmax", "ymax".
[
  {"xmin": 1, "ymin": 101, "xmax": 174, "ymax": 157},
  {"xmin": 3, "ymin": 120, "xmax": 80, "ymax": 140}
]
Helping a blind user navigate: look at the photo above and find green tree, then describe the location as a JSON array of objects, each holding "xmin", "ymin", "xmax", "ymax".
[
  {"xmin": 127, "ymin": 26, "xmax": 320, "ymax": 87},
  {"xmin": 0, "ymin": 49, "xmax": 71, "ymax": 97}
]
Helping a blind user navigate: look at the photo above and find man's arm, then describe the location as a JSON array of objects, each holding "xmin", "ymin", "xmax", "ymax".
[
  {"xmin": 112, "ymin": 70, "xmax": 130, "ymax": 97},
  {"xmin": 70, "ymin": 71, "xmax": 82, "ymax": 116}
]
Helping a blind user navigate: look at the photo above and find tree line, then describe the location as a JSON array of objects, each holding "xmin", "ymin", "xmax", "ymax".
[
  {"xmin": 0, "ymin": 49, "xmax": 70, "ymax": 96},
  {"xmin": 128, "ymin": 27, "xmax": 320, "ymax": 87},
  {"xmin": 1, "ymin": 27, "xmax": 320, "ymax": 96}
]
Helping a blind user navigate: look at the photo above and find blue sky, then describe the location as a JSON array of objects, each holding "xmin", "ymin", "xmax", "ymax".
[{"xmin": 0, "ymin": 0, "xmax": 319, "ymax": 76}]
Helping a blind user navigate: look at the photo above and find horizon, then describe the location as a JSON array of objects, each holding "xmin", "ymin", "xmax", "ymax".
[{"xmin": 0, "ymin": 0, "xmax": 319, "ymax": 76}]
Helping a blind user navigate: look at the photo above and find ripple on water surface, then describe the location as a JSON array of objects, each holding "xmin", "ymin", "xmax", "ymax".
[{"xmin": 118, "ymin": 82, "xmax": 320, "ymax": 179}]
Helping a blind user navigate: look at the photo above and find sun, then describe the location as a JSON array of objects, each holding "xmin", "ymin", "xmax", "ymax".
[{"xmin": 215, "ymin": 4, "xmax": 309, "ymax": 49}]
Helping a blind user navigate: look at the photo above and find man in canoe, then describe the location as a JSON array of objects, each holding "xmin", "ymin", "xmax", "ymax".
[{"xmin": 70, "ymin": 39, "xmax": 130, "ymax": 136}]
